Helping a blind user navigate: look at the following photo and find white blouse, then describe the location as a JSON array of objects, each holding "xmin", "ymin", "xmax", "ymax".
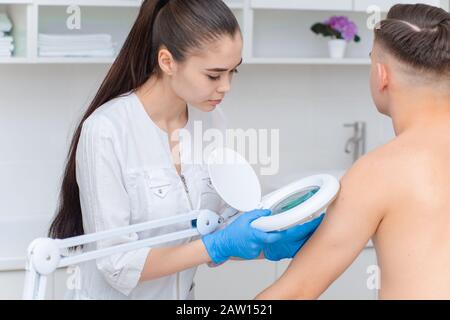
[{"xmin": 68, "ymin": 92, "xmax": 227, "ymax": 300}]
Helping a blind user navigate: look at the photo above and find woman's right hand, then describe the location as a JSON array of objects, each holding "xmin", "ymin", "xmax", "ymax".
[{"xmin": 201, "ymin": 209, "xmax": 282, "ymax": 264}]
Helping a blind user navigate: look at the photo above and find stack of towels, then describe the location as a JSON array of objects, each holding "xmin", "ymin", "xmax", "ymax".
[
  {"xmin": 38, "ymin": 33, "xmax": 115, "ymax": 57},
  {"xmin": 0, "ymin": 13, "xmax": 14, "ymax": 57}
]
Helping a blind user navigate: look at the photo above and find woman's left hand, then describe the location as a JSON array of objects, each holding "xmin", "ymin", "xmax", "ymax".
[{"xmin": 263, "ymin": 214, "xmax": 325, "ymax": 261}]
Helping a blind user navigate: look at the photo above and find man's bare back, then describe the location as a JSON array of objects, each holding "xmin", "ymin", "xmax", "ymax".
[
  {"xmin": 256, "ymin": 114, "xmax": 450, "ymax": 300},
  {"xmin": 373, "ymin": 117, "xmax": 450, "ymax": 299}
]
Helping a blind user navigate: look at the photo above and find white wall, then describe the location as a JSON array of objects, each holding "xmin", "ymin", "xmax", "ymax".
[
  {"xmin": 224, "ymin": 64, "xmax": 394, "ymax": 192},
  {"xmin": 0, "ymin": 64, "xmax": 107, "ymax": 221}
]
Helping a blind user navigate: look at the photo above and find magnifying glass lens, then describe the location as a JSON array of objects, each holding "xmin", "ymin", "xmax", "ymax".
[{"xmin": 271, "ymin": 187, "xmax": 320, "ymax": 215}]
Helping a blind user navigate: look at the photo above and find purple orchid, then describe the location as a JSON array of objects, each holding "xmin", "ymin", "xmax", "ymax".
[{"xmin": 324, "ymin": 16, "xmax": 359, "ymax": 41}]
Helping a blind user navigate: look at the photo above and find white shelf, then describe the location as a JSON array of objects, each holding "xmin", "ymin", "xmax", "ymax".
[
  {"xmin": 247, "ymin": 57, "xmax": 371, "ymax": 65},
  {"xmin": 0, "ymin": 56, "xmax": 372, "ymax": 65},
  {"xmin": 35, "ymin": 0, "xmax": 142, "ymax": 7},
  {"xmin": 0, "ymin": 1, "xmax": 33, "ymax": 4},
  {"xmin": 253, "ymin": 0, "xmax": 449, "ymax": 12},
  {"xmin": 251, "ymin": 0, "xmax": 353, "ymax": 11},
  {"xmin": 0, "ymin": 0, "xmax": 447, "ymax": 65},
  {"xmin": 34, "ymin": 56, "xmax": 115, "ymax": 63},
  {"xmin": 353, "ymin": 0, "xmax": 449, "ymax": 12},
  {"xmin": 0, "ymin": 56, "xmax": 29, "ymax": 63},
  {"xmin": 34, "ymin": 0, "xmax": 244, "ymax": 9}
]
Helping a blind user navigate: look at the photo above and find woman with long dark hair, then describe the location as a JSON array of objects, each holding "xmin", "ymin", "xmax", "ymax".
[{"xmin": 49, "ymin": 0, "xmax": 320, "ymax": 299}]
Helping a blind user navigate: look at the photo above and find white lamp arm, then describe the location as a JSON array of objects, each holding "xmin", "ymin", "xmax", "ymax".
[{"xmin": 23, "ymin": 209, "xmax": 226, "ymax": 300}]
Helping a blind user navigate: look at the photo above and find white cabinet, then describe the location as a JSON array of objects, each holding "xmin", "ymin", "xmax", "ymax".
[
  {"xmin": 53, "ymin": 268, "xmax": 70, "ymax": 299},
  {"xmin": 252, "ymin": 0, "xmax": 448, "ymax": 12},
  {"xmin": 36, "ymin": 4, "xmax": 138, "ymax": 62},
  {"xmin": 251, "ymin": 9, "xmax": 373, "ymax": 61},
  {"xmin": 0, "ymin": 268, "xmax": 69, "ymax": 300},
  {"xmin": 0, "ymin": 0, "xmax": 244, "ymax": 64},
  {"xmin": 0, "ymin": 271, "xmax": 27, "ymax": 300},
  {"xmin": 0, "ymin": 2, "xmax": 32, "ymax": 61},
  {"xmin": 251, "ymin": 0, "xmax": 353, "ymax": 11},
  {"xmin": 321, "ymin": 248, "xmax": 378, "ymax": 299},
  {"xmin": 0, "ymin": 0, "xmax": 448, "ymax": 65},
  {"xmin": 353, "ymin": 0, "xmax": 448, "ymax": 12},
  {"xmin": 0, "ymin": 270, "xmax": 54, "ymax": 300},
  {"xmin": 248, "ymin": 0, "xmax": 448, "ymax": 63}
]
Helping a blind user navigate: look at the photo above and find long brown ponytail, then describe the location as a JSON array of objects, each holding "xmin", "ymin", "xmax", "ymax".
[{"xmin": 49, "ymin": 0, "xmax": 240, "ymax": 239}]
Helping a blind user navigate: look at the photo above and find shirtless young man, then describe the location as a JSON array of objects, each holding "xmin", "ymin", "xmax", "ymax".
[{"xmin": 256, "ymin": 4, "xmax": 450, "ymax": 300}]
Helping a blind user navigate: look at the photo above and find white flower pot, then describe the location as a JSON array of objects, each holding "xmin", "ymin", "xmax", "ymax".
[{"xmin": 328, "ymin": 39, "xmax": 347, "ymax": 59}]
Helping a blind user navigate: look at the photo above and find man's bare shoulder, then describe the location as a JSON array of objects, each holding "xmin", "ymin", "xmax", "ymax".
[
  {"xmin": 337, "ymin": 132, "xmax": 437, "ymax": 216},
  {"xmin": 334, "ymin": 136, "xmax": 414, "ymax": 217},
  {"xmin": 342, "ymin": 138, "xmax": 400, "ymax": 187},
  {"xmin": 356, "ymin": 133, "xmax": 438, "ymax": 181}
]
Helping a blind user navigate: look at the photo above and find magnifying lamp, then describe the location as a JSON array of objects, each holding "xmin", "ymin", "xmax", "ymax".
[
  {"xmin": 22, "ymin": 147, "xmax": 340, "ymax": 299},
  {"xmin": 207, "ymin": 148, "xmax": 340, "ymax": 231}
]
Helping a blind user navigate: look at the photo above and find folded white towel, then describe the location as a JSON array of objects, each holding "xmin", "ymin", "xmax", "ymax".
[
  {"xmin": 0, "ymin": 13, "xmax": 12, "ymax": 32},
  {"xmin": 0, "ymin": 36, "xmax": 13, "ymax": 43},
  {"xmin": 37, "ymin": 33, "xmax": 115, "ymax": 57},
  {"xmin": 0, "ymin": 43, "xmax": 13, "ymax": 51},
  {"xmin": 38, "ymin": 48, "xmax": 115, "ymax": 57},
  {"xmin": 0, "ymin": 52, "xmax": 12, "ymax": 57},
  {"xmin": 39, "ymin": 43, "xmax": 114, "ymax": 51},
  {"xmin": 38, "ymin": 33, "xmax": 112, "ymax": 45},
  {"xmin": 39, "ymin": 40, "xmax": 113, "ymax": 48},
  {"xmin": 0, "ymin": 49, "xmax": 13, "ymax": 55}
]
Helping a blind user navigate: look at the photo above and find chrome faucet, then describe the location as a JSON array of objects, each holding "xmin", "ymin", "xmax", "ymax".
[{"xmin": 344, "ymin": 121, "xmax": 366, "ymax": 163}]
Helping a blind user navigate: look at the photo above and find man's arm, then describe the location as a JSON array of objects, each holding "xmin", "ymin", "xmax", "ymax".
[{"xmin": 256, "ymin": 153, "xmax": 388, "ymax": 299}]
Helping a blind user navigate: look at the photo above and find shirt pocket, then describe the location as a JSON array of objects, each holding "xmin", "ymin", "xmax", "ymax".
[
  {"xmin": 147, "ymin": 174, "xmax": 172, "ymax": 200},
  {"xmin": 145, "ymin": 168, "xmax": 185, "ymax": 219},
  {"xmin": 125, "ymin": 168, "xmax": 180, "ymax": 222},
  {"xmin": 145, "ymin": 168, "xmax": 195, "ymax": 236}
]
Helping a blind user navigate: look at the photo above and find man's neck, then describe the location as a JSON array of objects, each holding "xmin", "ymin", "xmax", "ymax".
[{"xmin": 389, "ymin": 89, "xmax": 450, "ymax": 136}]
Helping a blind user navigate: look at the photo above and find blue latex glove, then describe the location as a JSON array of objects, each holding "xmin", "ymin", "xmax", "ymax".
[
  {"xmin": 263, "ymin": 213, "xmax": 325, "ymax": 261},
  {"xmin": 202, "ymin": 209, "xmax": 283, "ymax": 264}
]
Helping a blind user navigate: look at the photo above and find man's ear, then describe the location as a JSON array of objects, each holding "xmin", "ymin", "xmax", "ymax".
[
  {"xmin": 376, "ymin": 63, "xmax": 389, "ymax": 92},
  {"xmin": 158, "ymin": 48, "xmax": 176, "ymax": 76}
]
